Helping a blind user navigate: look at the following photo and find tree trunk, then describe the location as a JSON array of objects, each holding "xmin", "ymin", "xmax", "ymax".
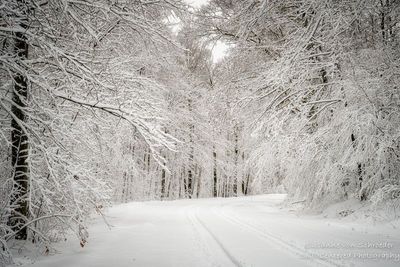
[
  {"xmin": 233, "ymin": 127, "xmax": 239, "ymax": 196},
  {"xmin": 9, "ymin": 6, "xmax": 30, "ymax": 240},
  {"xmin": 187, "ymin": 99, "xmax": 194, "ymax": 198},
  {"xmin": 161, "ymin": 164, "xmax": 166, "ymax": 198},
  {"xmin": 213, "ymin": 147, "xmax": 218, "ymax": 197}
]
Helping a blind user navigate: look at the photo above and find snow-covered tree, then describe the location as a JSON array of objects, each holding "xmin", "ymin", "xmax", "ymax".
[
  {"xmin": 197, "ymin": 0, "xmax": 400, "ymax": 206},
  {"xmin": 0, "ymin": 0, "xmax": 184, "ymax": 261}
]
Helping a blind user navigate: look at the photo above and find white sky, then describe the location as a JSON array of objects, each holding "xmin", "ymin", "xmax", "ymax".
[
  {"xmin": 179, "ymin": 0, "xmax": 229, "ymax": 63},
  {"xmin": 184, "ymin": 0, "xmax": 210, "ymax": 8},
  {"xmin": 210, "ymin": 41, "xmax": 229, "ymax": 63}
]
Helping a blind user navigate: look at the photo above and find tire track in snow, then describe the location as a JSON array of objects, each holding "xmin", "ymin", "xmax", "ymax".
[
  {"xmin": 184, "ymin": 205, "xmax": 220, "ymax": 267},
  {"xmin": 184, "ymin": 205, "xmax": 243, "ymax": 267},
  {"xmin": 251, "ymin": 203, "xmax": 364, "ymax": 253},
  {"xmin": 215, "ymin": 206, "xmax": 343, "ymax": 267}
]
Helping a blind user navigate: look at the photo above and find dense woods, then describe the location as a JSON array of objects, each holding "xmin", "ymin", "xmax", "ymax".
[
  {"xmin": 1, "ymin": 0, "xmax": 399, "ymax": 264},
  {"xmin": 200, "ymin": 0, "xmax": 400, "ymax": 205}
]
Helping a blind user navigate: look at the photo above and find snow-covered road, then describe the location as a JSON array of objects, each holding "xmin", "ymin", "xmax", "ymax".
[{"xmin": 18, "ymin": 195, "xmax": 400, "ymax": 267}]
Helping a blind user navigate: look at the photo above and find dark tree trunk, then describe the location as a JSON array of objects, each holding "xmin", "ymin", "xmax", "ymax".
[
  {"xmin": 122, "ymin": 172, "xmax": 127, "ymax": 202},
  {"xmin": 9, "ymin": 9, "xmax": 30, "ymax": 240},
  {"xmin": 242, "ymin": 173, "xmax": 250, "ymax": 195},
  {"xmin": 213, "ymin": 147, "xmax": 217, "ymax": 197},
  {"xmin": 380, "ymin": 0, "xmax": 394, "ymax": 44},
  {"xmin": 351, "ymin": 133, "xmax": 366, "ymax": 200},
  {"xmin": 233, "ymin": 128, "xmax": 239, "ymax": 196},
  {"xmin": 187, "ymin": 99, "xmax": 194, "ymax": 198},
  {"xmin": 196, "ymin": 167, "xmax": 201, "ymax": 198},
  {"xmin": 241, "ymin": 152, "xmax": 248, "ymax": 195},
  {"xmin": 161, "ymin": 165, "xmax": 166, "ymax": 198}
]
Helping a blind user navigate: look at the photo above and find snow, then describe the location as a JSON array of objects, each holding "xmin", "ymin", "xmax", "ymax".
[{"xmin": 11, "ymin": 194, "xmax": 400, "ymax": 267}]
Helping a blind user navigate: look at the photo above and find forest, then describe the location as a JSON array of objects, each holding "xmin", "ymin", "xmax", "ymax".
[{"xmin": 0, "ymin": 0, "xmax": 399, "ymax": 266}]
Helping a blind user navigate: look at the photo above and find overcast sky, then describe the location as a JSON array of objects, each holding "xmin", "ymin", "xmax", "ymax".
[
  {"xmin": 184, "ymin": 0, "xmax": 210, "ymax": 8},
  {"xmin": 183, "ymin": 0, "xmax": 228, "ymax": 63}
]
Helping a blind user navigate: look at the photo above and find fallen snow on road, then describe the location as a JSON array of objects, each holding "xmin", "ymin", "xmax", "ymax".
[{"xmin": 11, "ymin": 194, "xmax": 400, "ymax": 267}]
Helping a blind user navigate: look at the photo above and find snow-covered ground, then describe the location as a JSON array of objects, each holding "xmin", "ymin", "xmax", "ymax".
[{"xmin": 11, "ymin": 194, "xmax": 400, "ymax": 267}]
